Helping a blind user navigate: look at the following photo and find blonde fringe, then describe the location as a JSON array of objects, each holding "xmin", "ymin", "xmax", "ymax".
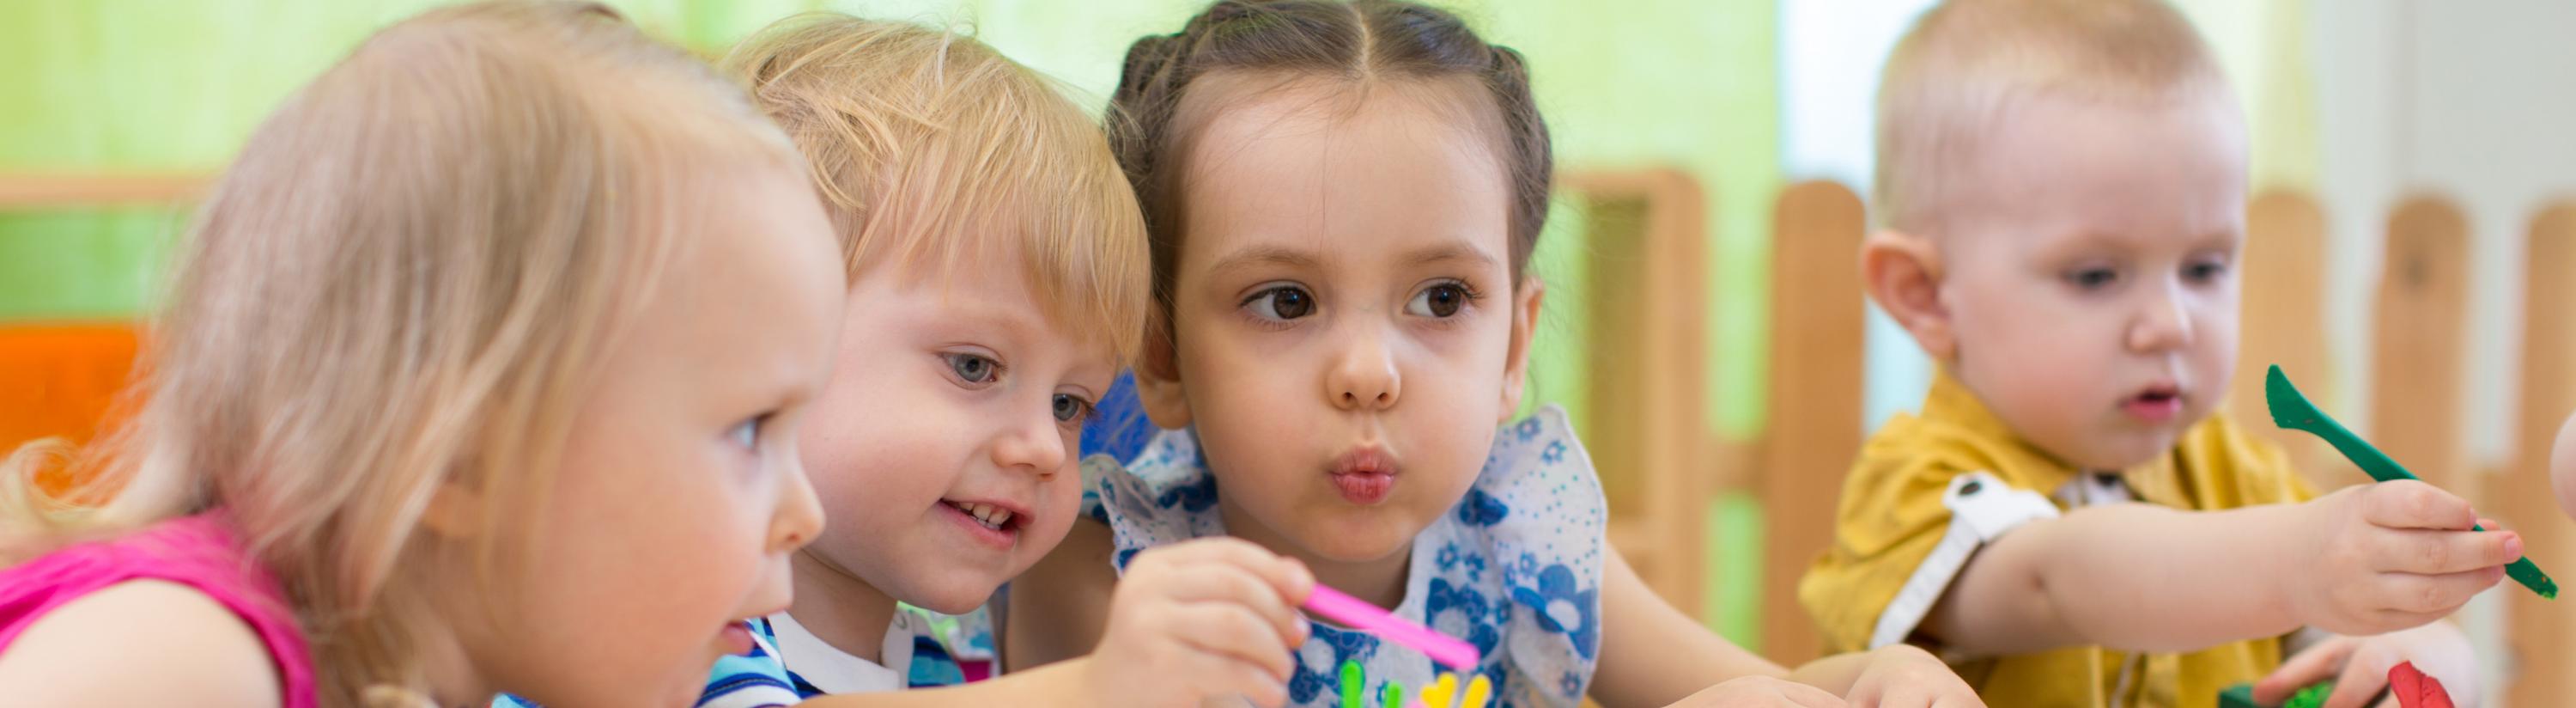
[{"xmin": 723, "ymin": 13, "xmax": 1151, "ymax": 364}]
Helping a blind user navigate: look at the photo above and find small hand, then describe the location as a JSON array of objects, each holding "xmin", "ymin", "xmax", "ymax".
[
  {"xmin": 1664, "ymin": 675, "xmax": 1849, "ymax": 707},
  {"xmin": 1837, "ymin": 644, "xmax": 1984, "ymax": 708},
  {"xmin": 2286, "ymin": 483, "xmax": 2517, "ymax": 635},
  {"xmin": 1084, "ymin": 538, "xmax": 1315, "ymax": 708},
  {"xmin": 2253, "ymin": 622, "xmax": 2478, "ymax": 708}
]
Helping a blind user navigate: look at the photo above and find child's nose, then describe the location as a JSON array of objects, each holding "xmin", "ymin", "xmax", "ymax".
[
  {"xmin": 2127, "ymin": 284, "xmax": 2198, "ymax": 352},
  {"xmin": 770, "ymin": 455, "xmax": 825, "ymax": 553},
  {"xmin": 991, "ymin": 410, "xmax": 1070, "ymax": 477},
  {"xmin": 1326, "ymin": 325, "xmax": 1401, "ymax": 411}
]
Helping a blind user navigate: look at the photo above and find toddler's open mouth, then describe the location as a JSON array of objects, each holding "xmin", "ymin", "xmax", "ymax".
[
  {"xmin": 944, "ymin": 499, "xmax": 1023, "ymax": 532},
  {"xmin": 2123, "ymin": 383, "xmax": 2185, "ymax": 422}
]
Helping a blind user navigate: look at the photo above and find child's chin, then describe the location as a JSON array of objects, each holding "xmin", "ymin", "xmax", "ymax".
[
  {"xmin": 913, "ymin": 579, "xmax": 1006, "ymax": 615},
  {"xmin": 2072, "ymin": 430, "xmax": 2184, "ymax": 471},
  {"xmin": 1291, "ymin": 521, "xmax": 1420, "ymax": 564}
]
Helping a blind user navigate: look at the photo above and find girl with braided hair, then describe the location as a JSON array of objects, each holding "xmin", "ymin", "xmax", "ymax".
[{"xmin": 1008, "ymin": 2, "xmax": 1984, "ymax": 706}]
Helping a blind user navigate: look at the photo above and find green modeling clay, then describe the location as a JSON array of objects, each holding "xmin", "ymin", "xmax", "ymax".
[{"xmin": 2221, "ymin": 680, "xmax": 2331, "ymax": 708}]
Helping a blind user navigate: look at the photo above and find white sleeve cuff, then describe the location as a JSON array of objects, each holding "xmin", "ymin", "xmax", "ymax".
[{"xmin": 1867, "ymin": 471, "xmax": 2061, "ymax": 650}]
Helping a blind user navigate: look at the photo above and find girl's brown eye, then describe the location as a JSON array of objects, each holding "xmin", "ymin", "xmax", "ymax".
[
  {"xmin": 1407, "ymin": 284, "xmax": 1467, "ymax": 317},
  {"xmin": 1246, "ymin": 286, "xmax": 1315, "ymax": 320}
]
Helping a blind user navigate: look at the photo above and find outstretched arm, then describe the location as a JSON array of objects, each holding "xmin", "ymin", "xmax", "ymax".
[{"xmin": 1923, "ymin": 482, "xmax": 2514, "ymax": 656}]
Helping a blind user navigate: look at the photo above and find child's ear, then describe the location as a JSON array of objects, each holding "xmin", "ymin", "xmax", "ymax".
[
  {"xmin": 1133, "ymin": 308, "xmax": 1193, "ymax": 430},
  {"xmin": 1498, "ymin": 276, "xmax": 1546, "ymax": 420},
  {"xmin": 1861, "ymin": 229, "xmax": 1957, "ymax": 360}
]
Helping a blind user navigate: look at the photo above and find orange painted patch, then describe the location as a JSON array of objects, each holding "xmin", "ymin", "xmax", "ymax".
[{"xmin": 0, "ymin": 323, "xmax": 142, "ymax": 496}]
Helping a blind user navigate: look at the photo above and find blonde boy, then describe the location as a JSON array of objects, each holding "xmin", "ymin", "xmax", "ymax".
[
  {"xmin": 479, "ymin": 14, "xmax": 1311, "ymax": 708},
  {"xmin": 1800, "ymin": 2, "xmax": 2515, "ymax": 705}
]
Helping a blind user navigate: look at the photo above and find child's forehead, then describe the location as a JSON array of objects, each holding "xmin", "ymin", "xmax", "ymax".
[
  {"xmin": 1178, "ymin": 72, "xmax": 1505, "ymax": 183},
  {"xmin": 1173, "ymin": 81, "xmax": 1515, "ymax": 263},
  {"xmin": 1934, "ymin": 93, "xmax": 2246, "ymax": 250},
  {"xmin": 855, "ymin": 241, "xmax": 1126, "ymax": 357}
]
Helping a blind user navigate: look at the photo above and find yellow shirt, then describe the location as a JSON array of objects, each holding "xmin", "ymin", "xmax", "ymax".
[{"xmin": 1798, "ymin": 373, "xmax": 2318, "ymax": 708}]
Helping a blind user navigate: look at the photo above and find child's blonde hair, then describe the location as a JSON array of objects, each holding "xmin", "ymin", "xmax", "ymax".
[
  {"xmin": 0, "ymin": 2, "xmax": 801, "ymax": 702},
  {"xmin": 721, "ymin": 14, "xmax": 1150, "ymax": 363},
  {"xmin": 1876, "ymin": 0, "xmax": 2229, "ymax": 234}
]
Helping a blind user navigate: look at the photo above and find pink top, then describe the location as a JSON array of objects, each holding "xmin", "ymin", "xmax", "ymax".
[{"xmin": 0, "ymin": 514, "xmax": 317, "ymax": 708}]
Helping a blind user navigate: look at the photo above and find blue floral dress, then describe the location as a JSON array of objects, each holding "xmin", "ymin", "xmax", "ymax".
[{"xmin": 1084, "ymin": 405, "xmax": 1606, "ymax": 708}]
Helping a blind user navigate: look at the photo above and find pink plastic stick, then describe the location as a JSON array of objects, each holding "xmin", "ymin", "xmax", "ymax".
[{"xmin": 1303, "ymin": 584, "xmax": 1481, "ymax": 669}]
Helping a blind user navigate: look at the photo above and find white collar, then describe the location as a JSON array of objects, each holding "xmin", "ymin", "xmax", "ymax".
[{"xmin": 767, "ymin": 609, "xmax": 917, "ymax": 693}]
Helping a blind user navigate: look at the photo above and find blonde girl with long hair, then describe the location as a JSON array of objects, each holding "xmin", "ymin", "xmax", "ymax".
[{"xmin": 0, "ymin": 3, "xmax": 842, "ymax": 705}]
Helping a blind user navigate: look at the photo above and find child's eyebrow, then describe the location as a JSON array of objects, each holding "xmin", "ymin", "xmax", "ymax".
[
  {"xmin": 1400, "ymin": 241, "xmax": 1500, "ymax": 270},
  {"xmin": 933, "ymin": 296, "xmax": 1046, "ymax": 341},
  {"xmin": 1206, "ymin": 244, "xmax": 1323, "ymax": 278}
]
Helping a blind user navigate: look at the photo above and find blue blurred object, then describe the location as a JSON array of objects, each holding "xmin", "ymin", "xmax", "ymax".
[{"xmin": 1079, "ymin": 371, "xmax": 1156, "ymax": 462}]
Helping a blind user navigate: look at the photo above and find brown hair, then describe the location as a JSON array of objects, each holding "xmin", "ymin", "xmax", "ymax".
[
  {"xmin": 1877, "ymin": 0, "xmax": 2230, "ymax": 234},
  {"xmin": 2, "ymin": 2, "xmax": 803, "ymax": 703},
  {"xmin": 1108, "ymin": 0, "xmax": 1552, "ymax": 339},
  {"xmin": 722, "ymin": 14, "xmax": 1150, "ymax": 363}
]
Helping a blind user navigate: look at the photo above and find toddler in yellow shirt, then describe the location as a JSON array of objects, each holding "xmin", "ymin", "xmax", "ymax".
[{"xmin": 1798, "ymin": 2, "xmax": 2518, "ymax": 706}]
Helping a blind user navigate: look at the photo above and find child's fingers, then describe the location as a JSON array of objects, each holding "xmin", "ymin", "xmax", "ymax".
[
  {"xmin": 2372, "ymin": 528, "xmax": 2522, "ymax": 575},
  {"xmin": 2360, "ymin": 481, "xmax": 2478, "ymax": 531},
  {"xmin": 1862, "ymin": 685, "xmax": 1940, "ymax": 708},
  {"xmin": 2361, "ymin": 607, "xmax": 2464, "ymax": 638},
  {"xmin": 2255, "ymin": 639, "xmax": 2353, "ymax": 705},
  {"xmin": 1156, "ymin": 565, "xmax": 1307, "ymax": 648},
  {"xmin": 1168, "ymin": 602, "xmax": 1299, "ymax": 681},
  {"xmin": 2317, "ymin": 648, "xmax": 2396, "ymax": 708},
  {"xmin": 1171, "ymin": 650, "xmax": 1288, "ymax": 708},
  {"xmin": 1781, "ymin": 682, "xmax": 1848, "ymax": 708},
  {"xmin": 2372, "ymin": 565, "xmax": 2506, "ymax": 616},
  {"xmin": 1161, "ymin": 538, "xmax": 1316, "ymax": 604},
  {"xmin": 1174, "ymin": 655, "xmax": 1288, "ymax": 706}
]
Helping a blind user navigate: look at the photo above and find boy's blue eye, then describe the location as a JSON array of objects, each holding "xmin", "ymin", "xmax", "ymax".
[
  {"xmin": 728, "ymin": 416, "xmax": 764, "ymax": 450},
  {"xmin": 945, "ymin": 352, "xmax": 1001, "ymax": 386},
  {"xmin": 2064, "ymin": 267, "xmax": 2118, "ymax": 290},
  {"xmin": 1052, "ymin": 394, "xmax": 1094, "ymax": 423},
  {"xmin": 1406, "ymin": 283, "xmax": 1471, "ymax": 318},
  {"xmin": 2183, "ymin": 259, "xmax": 2228, "ymax": 283},
  {"xmin": 1244, "ymin": 286, "xmax": 1315, "ymax": 321}
]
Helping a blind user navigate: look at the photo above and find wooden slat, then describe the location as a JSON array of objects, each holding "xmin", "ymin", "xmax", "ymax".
[
  {"xmin": 2505, "ymin": 201, "xmax": 2576, "ymax": 707},
  {"xmin": 1758, "ymin": 180, "xmax": 1867, "ymax": 662},
  {"xmin": 2229, "ymin": 190, "xmax": 2352, "ymax": 486},
  {"xmin": 2368, "ymin": 196, "xmax": 2471, "ymax": 495},
  {"xmin": 0, "ymin": 172, "xmax": 210, "ymax": 208},
  {"xmin": 1563, "ymin": 168, "xmax": 1712, "ymax": 618}
]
